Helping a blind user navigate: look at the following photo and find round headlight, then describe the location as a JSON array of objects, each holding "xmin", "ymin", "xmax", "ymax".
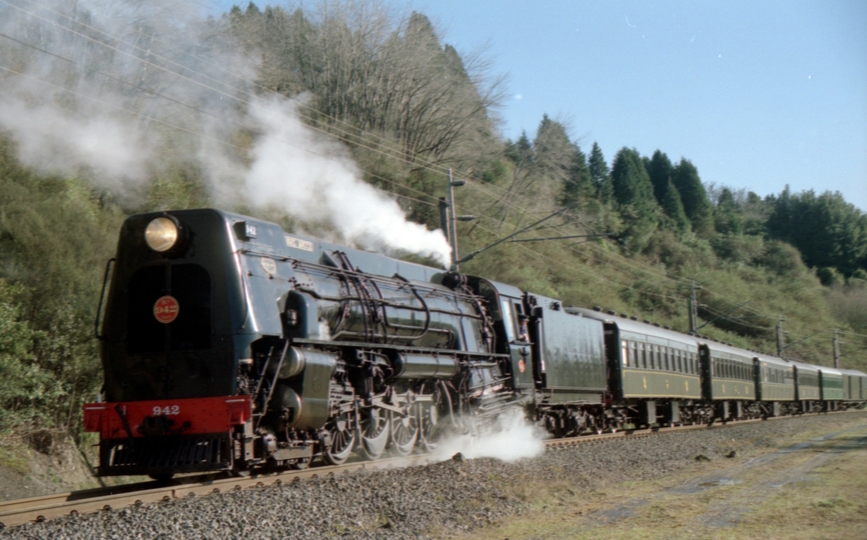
[{"xmin": 145, "ymin": 217, "xmax": 179, "ymax": 252}]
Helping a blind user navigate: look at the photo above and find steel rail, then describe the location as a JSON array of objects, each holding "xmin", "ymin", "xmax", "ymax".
[
  {"xmin": 1, "ymin": 409, "xmax": 863, "ymax": 529},
  {"xmin": 0, "ymin": 455, "xmax": 428, "ymax": 529}
]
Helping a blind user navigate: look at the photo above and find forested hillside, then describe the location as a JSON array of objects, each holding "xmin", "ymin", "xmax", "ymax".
[{"xmin": 0, "ymin": 0, "xmax": 865, "ymax": 445}]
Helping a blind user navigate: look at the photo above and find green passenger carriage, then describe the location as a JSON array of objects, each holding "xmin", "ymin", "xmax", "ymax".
[
  {"xmin": 567, "ymin": 308, "xmax": 703, "ymax": 426},
  {"xmin": 753, "ymin": 354, "xmax": 795, "ymax": 416},
  {"xmin": 698, "ymin": 340, "xmax": 756, "ymax": 420},
  {"xmin": 819, "ymin": 367, "xmax": 845, "ymax": 410},
  {"xmin": 789, "ymin": 360, "xmax": 821, "ymax": 412}
]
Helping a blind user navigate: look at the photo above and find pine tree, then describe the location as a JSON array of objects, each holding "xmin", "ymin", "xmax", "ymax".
[
  {"xmin": 533, "ymin": 115, "xmax": 574, "ymax": 182},
  {"xmin": 713, "ymin": 187, "xmax": 743, "ymax": 235},
  {"xmin": 561, "ymin": 145, "xmax": 592, "ymax": 207},
  {"xmin": 610, "ymin": 147, "xmax": 659, "ymax": 251},
  {"xmin": 672, "ymin": 158, "xmax": 714, "ymax": 237},
  {"xmin": 588, "ymin": 142, "xmax": 612, "ymax": 203},
  {"xmin": 611, "ymin": 148, "xmax": 656, "ymax": 209},
  {"xmin": 506, "ymin": 131, "xmax": 533, "ymax": 165},
  {"xmin": 646, "ymin": 150, "xmax": 674, "ymax": 205},
  {"xmin": 766, "ymin": 188, "xmax": 867, "ymax": 275},
  {"xmin": 661, "ymin": 179, "xmax": 691, "ymax": 234}
]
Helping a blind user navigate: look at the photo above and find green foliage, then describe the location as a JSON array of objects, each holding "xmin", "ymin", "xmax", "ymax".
[
  {"xmin": 711, "ymin": 234, "xmax": 766, "ymax": 266},
  {"xmin": 827, "ymin": 282, "xmax": 867, "ymax": 334},
  {"xmin": 713, "ymin": 187, "xmax": 744, "ymax": 235},
  {"xmin": 588, "ymin": 143, "xmax": 612, "ymax": 203},
  {"xmin": 646, "ymin": 151, "xmax": 674, "ymax": 205},
  {"xmin": 817, "ymin": 267, "xmax": 843, "ymax": 287},
  {"xmin": 611, "ymin": 148, "xmax": 659, "ymax": 252},
  {"xmin": 659, "ymin": 180, "xmax": 691, "ymax": 235},
  {"xmin": 0, "ymin": 280, "xmax": 67, "ymax": 431},
  {"xmin": 671, "ymin": 158, "xmax": 714, "ymax": 237},
  {"xmin": 766, "ymin": 188, "xmax": 867, "ymax": 276},
  {"xmin": 0, "ymin": 139, "xmax": 121, "ymax": 435},
  {"xmin": 757, "ymin": 241, "xmax": 806, "ymax": 277}
]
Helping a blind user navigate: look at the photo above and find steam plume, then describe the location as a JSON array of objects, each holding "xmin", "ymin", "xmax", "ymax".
[{"xmin": 0, "ymin": 0, "xmax": 451, "ymax": 266}]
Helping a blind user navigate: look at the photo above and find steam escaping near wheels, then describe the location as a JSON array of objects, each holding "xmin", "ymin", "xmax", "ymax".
[{"xmin": 428, "ymin": 409, "xmax": 548, "ymax": 463}]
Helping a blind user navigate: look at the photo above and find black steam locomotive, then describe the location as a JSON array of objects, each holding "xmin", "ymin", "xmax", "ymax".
[{"xmin": 83, "ymin": 209, "xmax": 866, "ymax": 478}]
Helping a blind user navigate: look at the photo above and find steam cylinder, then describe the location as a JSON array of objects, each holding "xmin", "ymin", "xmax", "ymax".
[{"xmin": 391, "ymin": 353, "xmax": 459, "ymax": 379}]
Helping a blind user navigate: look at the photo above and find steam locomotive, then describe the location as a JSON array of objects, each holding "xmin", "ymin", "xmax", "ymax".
[{"xmin": 83, "ymin": 209, "xmax": 867, "ymax": 478}]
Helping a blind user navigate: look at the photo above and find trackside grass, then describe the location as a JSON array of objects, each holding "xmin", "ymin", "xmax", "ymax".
[{"xmin": 453, "ymin": 416, "xmax": 867, "ymax": 540}]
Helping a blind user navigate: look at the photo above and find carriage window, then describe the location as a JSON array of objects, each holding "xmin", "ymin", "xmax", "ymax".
[{"xmin": 622, "ymin": 340, "xmax": 629, "ymax": 367}]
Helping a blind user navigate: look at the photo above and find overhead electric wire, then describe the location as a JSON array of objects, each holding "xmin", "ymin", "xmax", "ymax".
[
  {"xmin": 0, "ymin": 61, "xmax": 440, "ymax": 216},
  {"xmin": 6, "ymin": 0, "xmax": 705, "ymax": 298},
  {"xmin": 4, "ymin": 0, "xmax": 863, "ymax": 345},
  {"xmin": 8, "ymin": 0, "xmax": 471, "ymax": 175}
]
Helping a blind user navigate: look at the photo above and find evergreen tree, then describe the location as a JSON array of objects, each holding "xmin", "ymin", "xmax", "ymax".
[
  {"xmin": 561, "ymin": 145, "xmax": 592, "ymax": 207},
  {"xmin": 646, "ymin": 150, "xmax": 674, "ymax": 205},
  {"xmin": 766, "ymin": 188, "xmax": 867, "ymax": 275},
  {"xmin": 611, "ymin": 148, "xmax": 656, "ymax": 209},
  {"xmin": 505, "ymin": 131, "xmax": 533, "ymax": 165},
  {"xmin": 533, "ymin": 115, "xmax": 574, "ymax": 182},
  {"xmin": 661, "ymin": 179, "xmax": 691, "ymax": 234},
  {"xmin": 672, "ymin": 158, "xmax": 714, "ymax": 237},
  {"xmin": 610, "ymin": 147, "xmax": 659, "ymax": 251},
  {"xmin": 713, "ymin": 187, "xmax": 743, "ymax": 235},
  {"xmin": 588, "ymin": 142, "xmax": 612, "ymax": 203}
]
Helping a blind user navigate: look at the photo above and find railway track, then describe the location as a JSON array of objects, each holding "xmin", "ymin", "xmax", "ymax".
[{"xmin": 0, "ymin": 411, "xmax": 856, "ymax": 530}]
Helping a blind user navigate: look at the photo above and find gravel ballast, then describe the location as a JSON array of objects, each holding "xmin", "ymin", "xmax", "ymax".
[{"xmin": 3, "ymin": 412, "xmax": 866, "ymax": 539}]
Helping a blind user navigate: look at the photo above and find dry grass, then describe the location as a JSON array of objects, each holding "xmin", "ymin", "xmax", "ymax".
[{"xmin": 451, "ymin": 421, "xmax": 867, "ymax": 540}]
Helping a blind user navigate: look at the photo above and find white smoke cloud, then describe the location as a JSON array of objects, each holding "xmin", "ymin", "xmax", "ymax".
[
  {"xmin": 0, "ymin": 84, "xmax": 154, "ymax": 199},
  {"xmin": 0, "ymin": 0, "xmax": 451, "ymax": 265},
  {"xmin": 428, "ymin": 408, "xmax": 548, "ymax": 463},
  {"xmin": 243, "ymin": 96, "xmax": 452, "ymax": 266}
]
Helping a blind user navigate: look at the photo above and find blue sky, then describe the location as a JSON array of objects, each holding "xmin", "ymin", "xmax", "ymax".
[{"xmin": 214, "ymin": 0, "xmax": 867, "ymax": 210}]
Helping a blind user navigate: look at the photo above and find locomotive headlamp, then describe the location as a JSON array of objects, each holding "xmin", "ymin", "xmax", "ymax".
[{"xmin": 145, "ymin": 217, "xmax": 179, "ymax": 252}]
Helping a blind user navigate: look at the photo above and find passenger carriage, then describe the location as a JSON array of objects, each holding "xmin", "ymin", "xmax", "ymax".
[
  {"xmin": 788, "ymin": 360, "xmax": 821, "ymax": 413},
  {"xmin": 753, "ymin": 353, "xmax": 795, "ymax": 417},
  {"xmin": 697, "ymin": 340, "xmax": 756, "ymax": 421},
  {"xmin": 838, "ymin": 368, "xmax": 867, "ymax": 409},
  {"xmin": 567, "ymin": 308, "xmax": 704, "ymax": 427},
  {"xmin": 818, "ymin": 367, "xmax": 845, "ymax": 411}
]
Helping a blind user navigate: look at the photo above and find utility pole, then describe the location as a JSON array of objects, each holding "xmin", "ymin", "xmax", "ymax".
[
  {"xmin": 776, "ymin": 316, "xmax": 785, "ymax": 357},
  {"xmin": 833, "ymin": 328, "xmax": 841, "ymax": 368},
  {"xmin": 438, "ymin": 197, "xmax": 450, "ymax": 243},
  {"xmin": 688, "ymin": 281, "xmax": 702, "ymax": 334},
  {"xmin": 445, "ymin": 170, "xmax": 476, "ymax": 271}
]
